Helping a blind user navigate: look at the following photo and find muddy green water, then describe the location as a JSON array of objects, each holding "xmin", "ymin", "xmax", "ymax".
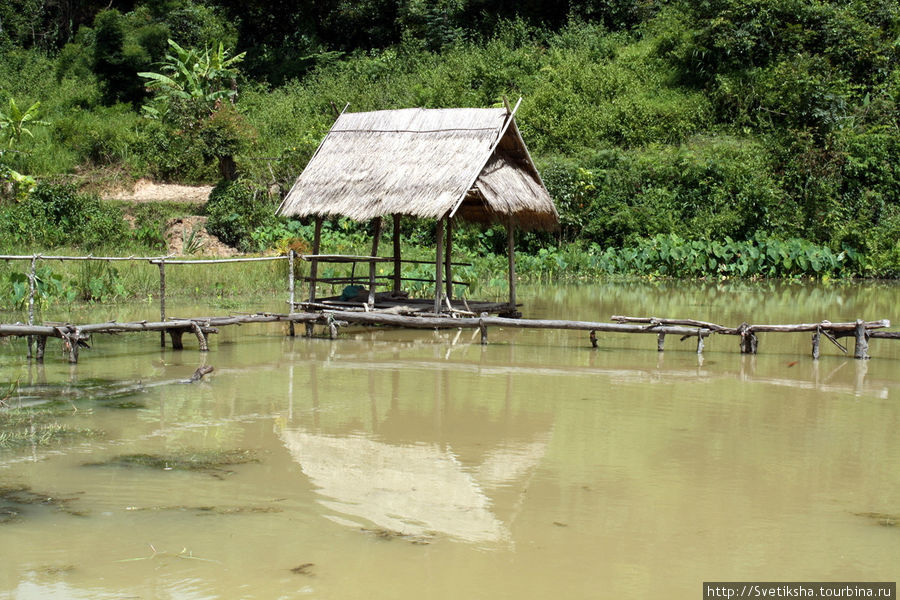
[{"xmin": 1, "ymin": 281, "xmax": 899, "ymax": 599}]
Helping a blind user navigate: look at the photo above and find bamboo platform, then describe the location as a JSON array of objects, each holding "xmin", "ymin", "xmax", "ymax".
[{"xmin": 0, "ymin": 310, "xmax": 895, "ymax": 364}]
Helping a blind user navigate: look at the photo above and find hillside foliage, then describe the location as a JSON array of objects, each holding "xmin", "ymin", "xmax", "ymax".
[{"xmin": 0, "ymin": 0, "xmax": 898, "ymax": 277}]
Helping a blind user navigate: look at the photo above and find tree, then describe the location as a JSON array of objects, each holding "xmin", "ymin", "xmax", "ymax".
[
  {"xmin": 93, "ymin": 9, "xmax": 149, "ymax": 105},
  {"xmin": 138, "ymin": 39, "xmax": 245, "ymax": 120},
  {"xmin": 139, "ymin": 39, "xmax": 251, "ymax": 180}
]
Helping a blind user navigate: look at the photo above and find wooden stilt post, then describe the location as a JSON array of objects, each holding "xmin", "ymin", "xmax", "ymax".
[
  {"xmin": 811, "ymin": 330, "xmax": 820, "ymax": 360},
  {"xmin": 589, "ymin": 330, "xmax": 597, "ymax": 348},
  {"xmin": 368, "ymin": 217, "xmax": 382, "ymax": 308},
  {"xmin": 309, "ymin": 217, "xmax": 323, "ymax": 303},
  {"xmin": 393, "ymin": 214, "xmax": 402, "ymax": 296},
  {"xmin": 307, "ymin": 216, "xmax": 323, "ymax": 336},
  {"xmin": 158, "ymin": 259, "xmax": 166, "ymax": 348},
  {"xmin": 191, "ymin": 322, "xmax": 209, "ymax": 352},
  {"xmin": 479, "ymin": 312, "xmax": 488, "ymax": 345},
  {"xmin": 854, "ymin": 319, "xmax": 869, "ymax": 360},
  {"xmin": 445, "ymin": 217, "xmax": 453, "ymax": 301},
  {"xmin": 739, "ymin": 323, "xmax": 758, "ymax": 354},
  {"xmin": 66, "ymin": 328, "xmax": 81, "ymax": 364},
  {"xmin": 288, "ymin": 249, "xmax": 296, "ymax": 336},
  {"xmin": 27, "ymin": 255, "xmax": 36, "ymax": 358},
  {"xmin": 435, "ymin": 217, "xmax": 444, "ymax": 315},
  {"xmin": 696, "ymin": 330, "xmax": 704, "ymax": 354},
  {"xmin": 657, "ymin": 332, "xmax": 666, "ymax": 352},
  {"xmin": 506, "ymin": 216, "xmax": 517, "ymax": 315},
  {"xmin": 169, "ymin": 329, "xmax": 184, "ymax": 350}
]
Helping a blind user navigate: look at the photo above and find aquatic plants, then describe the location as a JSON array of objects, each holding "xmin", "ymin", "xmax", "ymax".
[
  {"xmin": 0, "ymin": 484, "xmax": 88, "ymax": 523},
  {"xmin": 512, "ymin": 234, "xmax": 866, "ymax": 281},
  {"xmin": 0, "ymin": 404, "xmax": 104, "ymax": 450},
  {"xmin": 85, "ymin": 448, "xmax": 259, "ymax": 475}
]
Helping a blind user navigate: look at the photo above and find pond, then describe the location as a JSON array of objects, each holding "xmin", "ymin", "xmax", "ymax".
[{"xmin": 1, "ymin": 281, "xmax": 899, "ymax": 599}]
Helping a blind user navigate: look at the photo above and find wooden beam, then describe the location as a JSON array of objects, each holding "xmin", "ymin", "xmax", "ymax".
[
  {"xmin": 435, "ymin": 217, "xmax": 444, "ymax": 315},
  {"xmin": 368, "ymin": 217, "xmax": 382, "ymax": 308},
  {"xmin": 445, "ymin": 217, "xmax": 453, "ymax": 300},
  {"xmin": 288, "ymin": 249, "xmax": 295, "ymax": 336},
  {"xmin": 308, "ymin": 216, "xmax": 323, "ymax": 304},
  {"xmin": 158, "ymin": 260, "xmax": 166, "ymax": 347},
  {"xmin": 393, "ymin": 214, "xmax": 402, "ymax": 295},
  {"xmin": 391, "ymin": 215, "xmax": 403, "ymax": 296},
  {"xmin": 507, "ymin": 216, "xmax": 517, "ymax": 309}
]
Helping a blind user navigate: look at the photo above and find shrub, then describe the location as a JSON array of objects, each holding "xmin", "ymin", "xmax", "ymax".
[
  {"xmin": 204, "ymin": 178, "xmax": 275, "ymax": 250},
  {"xmin": 0, "ymin": 182, "xmax": 128, "ymax": 250}
]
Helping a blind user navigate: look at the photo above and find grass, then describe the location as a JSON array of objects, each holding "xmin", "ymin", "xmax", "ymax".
[
  {"xmin": 85, "ymin": 448, "xmax": 260, "ymax": 475},
  {"xmin": 0, "ymin": 404, "xmax": 104, "ymax": 450},
  {"xmin": 0, "ymin": 483, "xmax": 88, "ymax": 523},
  {"xmin": 126, "ymin": 504, "xmax": 282, "ymax": 515}
]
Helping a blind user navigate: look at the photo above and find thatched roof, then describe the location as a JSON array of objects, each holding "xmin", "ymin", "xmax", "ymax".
[{"xmin": 276, "ymin": 106, "xmax": 558, "ymax": 230}]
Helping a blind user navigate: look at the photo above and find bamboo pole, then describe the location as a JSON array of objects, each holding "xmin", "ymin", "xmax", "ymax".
[
  {"xmin": 434, "ymin": 217, "xmax": 444, "ymax": 315},
  {"xmin": 1, "ymin": 254, "xmax": 170, "ymax": 261},
  {"xmin": 445, "ymin": 217, "xmax": 453, "ymax": 301},
  {"xmin": 393, "ymin": 214, "xmax": 402, "ymax": 295},
  {"xmin": 368, "ymin": 217, "xmax": 382, "ymax": 308},
  {"xmin": 288, "ymin": 249, "xmax": 296, "ymax": 336},
  {"xmin": 307, "ymin": 217, "xmax": 323, "ymax": 336},
  {"xmin": 308, "ymin": 217, "xmax": 323, "ymax": 303},
  {"xmin": 27, "ymin": 255, "xmax": 36, "ymax": 358},
  {"xmin": 158, "ymin": 260, "xmax": 166, "ymax": 347},
  {"xmin": 147, "ymin": 256, "xmax": 286, "ymax": 265},
  {"xmin": 506, "ymin": 216, "xmax": 517, "ymax": 312}
]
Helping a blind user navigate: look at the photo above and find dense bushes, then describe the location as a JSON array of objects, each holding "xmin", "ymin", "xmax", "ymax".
[
  {"xmin": 543, "ymin": 136, "xmax": 792, "ymax": 246},
  {"xmin": 0, "ymin": 182, "xmax": 128, "ymax": 249},
  {"xmin": 204, "ymin": 179, "xmax": 275, "ymax": 250}
]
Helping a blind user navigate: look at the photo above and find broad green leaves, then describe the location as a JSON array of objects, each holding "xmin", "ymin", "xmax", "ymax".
[
  {"xmin": 0, "ymin": 98, "xmax": 49, "ymax": 149},
  {"xmin": 139, "ymin": 39, "xmax": 246, "ymax": 120}
]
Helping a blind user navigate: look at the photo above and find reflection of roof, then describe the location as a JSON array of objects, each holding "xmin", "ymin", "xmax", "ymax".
[
  {"xmin": 281, "ymin": 430, "xmax": 548, "ymax": 544},
  {"xmin": 276, "ymin": 107, "xmax": 558, "ymax": 230}
]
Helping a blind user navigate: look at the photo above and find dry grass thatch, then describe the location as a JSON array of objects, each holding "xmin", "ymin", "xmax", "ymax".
[{"xmin": 277, "ymin": 107, "xmax": 558, "ymax": 230}]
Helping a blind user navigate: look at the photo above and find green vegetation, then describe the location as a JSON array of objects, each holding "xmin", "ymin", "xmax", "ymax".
[
  {"xmin": 85, "ymin": 448, "xmax": 259, "ymax": 475},
  {"xmin": 0, "ymin": 483, "xmax": 88, "ymax": 523},
  {"xmin": 0, "ymin": 404, "xmax": 104, "ymax": 450},
  {"xmin": 0, "ymin": 0, "xmax": 898, "ymax": 280}
]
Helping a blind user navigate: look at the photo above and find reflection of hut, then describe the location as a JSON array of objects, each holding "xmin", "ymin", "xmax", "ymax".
[
  {"xmin": 277, "ymin": 100, "xmax": 558, "ymax": 317},
  {"xmin": 281, "ymin": 430, "xmax": 548, "ymax": 543}
]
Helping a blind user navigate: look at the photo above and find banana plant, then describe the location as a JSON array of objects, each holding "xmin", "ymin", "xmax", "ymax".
[
  {"xmin": 0, "ymin": 98, "xmax": 49, "ymax": 148},
  {"xmin": 138, "ymin": 39, "xmax": 246, "ymax": 119}
]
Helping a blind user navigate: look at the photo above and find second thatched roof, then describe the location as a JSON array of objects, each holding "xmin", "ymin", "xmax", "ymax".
[{"xmin": 276, "ymin": 106, "xmax": 558, "ymax": 230}]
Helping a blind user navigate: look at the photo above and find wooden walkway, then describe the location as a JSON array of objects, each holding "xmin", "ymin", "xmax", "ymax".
[
  {"xmin": 0, "ymin": 311, "xmax": 894, "ymax": 363},
  {"xmin": 0, "ymin": 251, "xmax": 896, "ymax": 363}
]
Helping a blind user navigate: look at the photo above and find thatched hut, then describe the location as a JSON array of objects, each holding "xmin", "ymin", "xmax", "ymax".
[{"xmin": 277, "ymin": 100, "xmax": 557, "ymax": 316}]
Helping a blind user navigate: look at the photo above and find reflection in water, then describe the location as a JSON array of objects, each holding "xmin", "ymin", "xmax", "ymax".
[
  {"xmin": 283, "ymin": 358, "xmax": 549, "ymax": 544},
  {"xmin": 282, "ymin": 430, "xmax": 547, "ymax": 544}
]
